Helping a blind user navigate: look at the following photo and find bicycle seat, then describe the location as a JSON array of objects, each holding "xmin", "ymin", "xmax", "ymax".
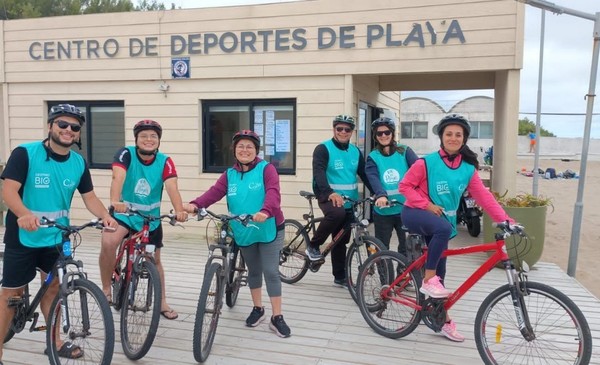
[{"xmin": 299, "ymin": 190, "xmax": 316, "ymax": 199}]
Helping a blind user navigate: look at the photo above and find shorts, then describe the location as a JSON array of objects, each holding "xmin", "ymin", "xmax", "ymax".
[
  {"xmin": 530, "ymin": 139, "xmax": 536, "ymax": 146},
  {"xmin": 116, "ymin": 219, "xmax": 164, "ymax": 248},
  {"xmin": 2, "ymin": 243, "xmax": 59, "ymax": 288}
]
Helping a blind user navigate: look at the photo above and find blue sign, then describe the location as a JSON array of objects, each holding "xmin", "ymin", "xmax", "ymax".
[{"xmin": 171, "ymin": 57, "xmax": 190, "ymax": 79}]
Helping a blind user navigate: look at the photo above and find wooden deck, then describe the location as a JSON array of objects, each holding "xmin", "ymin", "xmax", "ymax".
[{"xmin": 1, "ymin": 225, "xmax": 598, "ymax": 365}]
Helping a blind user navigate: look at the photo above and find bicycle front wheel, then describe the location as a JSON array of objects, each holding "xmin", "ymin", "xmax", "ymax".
[
  {"xmin": 193, "ymin": 262, "xmax": 224, "ymax": 363},
  {"xmin": 226, "ymin": 245, "xmax": 246, "ymax": 308},
  {"xmin": 356, "ymin": 251, "xmax": 422, "ymax": 339},
  {"xmin": 475, "ymin": 281, "xmax": 592, "ymax": 365},
  {"xmin": 120, "ymin": 260, "xmax": 162, "ymax": 360},
  {"xmin": 47, "ymin": 279, "xmax": 115, "ymax": 365},
  {"xmin": 346, "ymin": 235, "xmax": 386, "ymax": 303},
  {"xmin": 279, "ymin": 219, "xmax": 309, "ymax": 284}
]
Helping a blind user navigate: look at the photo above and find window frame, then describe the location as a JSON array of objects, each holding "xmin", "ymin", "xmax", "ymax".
[
  {"xmin": 202, "ymin": 99, "xmax": 297, "ymax": 175},
  {"xmin": 401, "ymin": 121, "xmax": 429, "ymax": 139}
]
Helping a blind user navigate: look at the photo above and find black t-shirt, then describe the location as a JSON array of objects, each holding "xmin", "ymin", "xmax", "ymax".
[{"xmin": 1, "ymin": 144, "xmax": 94, "ymax": 246}]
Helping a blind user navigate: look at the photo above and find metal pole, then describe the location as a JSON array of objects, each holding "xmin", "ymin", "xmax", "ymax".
[
  {"xmin": 567, "ymin": 13, "xmax": 600, "ymax": 276},
  {"xmin": 532, "ymin": 10, "xmax": 545, "ymax": 197}
]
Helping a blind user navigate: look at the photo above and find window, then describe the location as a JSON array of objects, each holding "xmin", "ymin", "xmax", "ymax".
[
  {"xmin": 203, "ymin": 99, "xmax": 296, "ymax": 174},
  {"xmin": 401, "ymin": 121, "xmax": 428, "ymax": 139},
  {"xmin": 48, "ymin": 101, "xmax": 125, "ymax": 169},
  {"xmin": 470, "ymin": 121, "xmax": 493, "ymax": 139}
]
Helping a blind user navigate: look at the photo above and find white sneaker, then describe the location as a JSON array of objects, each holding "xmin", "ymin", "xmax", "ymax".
[{"xmin": 419, "ymin": 276, "xmax": 451, "ymax": 298}]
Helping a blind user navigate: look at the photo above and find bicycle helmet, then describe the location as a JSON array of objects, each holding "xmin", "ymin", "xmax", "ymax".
[
  {"xmin": 133, "ymin": 119, "xmax": 163, "ymax": 139},
  {"xmin": 48, "ymin": 104, "xmax": 85, "ymax": 125},
  {"xmin": 332, "ymin": 115, "xmax": 356, "ymax": 129},
  {"xmin": 371, "ymin": 117, "xmax": 396, "ymax": 132},
  {"xmin": 435, "ymin": 114, "xmax": 471, "ymax": 139},
  {"xmin": 232, "ymin": 129, "xmax": 260, "ymax": 150}
]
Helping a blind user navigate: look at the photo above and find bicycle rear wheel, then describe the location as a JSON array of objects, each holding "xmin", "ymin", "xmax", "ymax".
[
  {"xmin": 120, "ymin": 260, "xmax": 162, "ymax": 360},
  {"xmin": 356, "ymin": 251, "xmax": 422, "ymax": 339},
  {"xmin": 193, "ymin": 262, "xmax": 224, "ymax": 363},
  {"xmin": 226, "ymin": 245, "xmax": 246, "ymax": 308},
  {"xmin": 279, "ymin": 219, "xmax": 309, "ymax": 284},
  {"xmin": 346, "ymin": 235, "xmax": 386, "ymax": 303},
  {"xmin": 475, "ymin": 281, "xmax": 592, "ymax": 365},
  {"xmin": 47, "ymin": 279, "xmax": 115, "ymax": 365}
]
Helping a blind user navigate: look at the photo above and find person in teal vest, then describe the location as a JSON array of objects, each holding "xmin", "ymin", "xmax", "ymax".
[
  {"xmin": 0, "ymin": 104, "xmax": 118, "ymax": 362},
  {"xmin": 366, "ymin": 117, "xmax": 417, "ymax": 254},
  {"xmin": 400, "ymin": 114, "xmax": 514, "ymax": 342},
  {"xmin": 306, "ymin": 114, "xmax": 373, "ymax": 288},
  {"xmin": 99, "ymin": 119, "xmax": 188, "ymax": 320},
  {"xmin": 184, "ymin": 130, "xmax": 291, "ymax": 338}
]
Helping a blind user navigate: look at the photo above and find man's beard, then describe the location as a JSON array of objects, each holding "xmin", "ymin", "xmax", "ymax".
[{"xmin": 50, "ymin": 131, "xmax": 75, "ymax": 148}]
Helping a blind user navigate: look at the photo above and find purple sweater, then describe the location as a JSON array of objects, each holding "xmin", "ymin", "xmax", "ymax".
[{"xmin": 189, "ymin": 158, "xmax": 285, "ymax": 226}]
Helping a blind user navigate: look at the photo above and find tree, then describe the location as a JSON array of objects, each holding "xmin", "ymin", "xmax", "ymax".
[
  {"xmin": 0, "ymin": 0, "xmax": 166, "ymax": 19},
  {"xmin": 518, "ymin": 117, "xmax": 556, "ymax": 137}
]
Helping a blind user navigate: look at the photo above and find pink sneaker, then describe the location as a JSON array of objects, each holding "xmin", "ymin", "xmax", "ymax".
[
  {"xmin": 419, "ymin": 276, "xmax": 451, "ymax": 298},
  {"xmin": 441, "ymin": 320, "xmax": 465, "ymax": 342}
]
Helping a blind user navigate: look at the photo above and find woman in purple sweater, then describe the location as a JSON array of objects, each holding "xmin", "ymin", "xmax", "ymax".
[{"xmin": 184, "ymin": 130, "xmax": 290, "ymax": 338}]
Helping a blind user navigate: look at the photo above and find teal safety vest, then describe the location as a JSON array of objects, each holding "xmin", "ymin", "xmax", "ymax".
[
  {"xmin": 115, "ymin": 146, "xmax": 167, "ymax": 231},
  {"xmin": 424, "ymin": 152, "xmax": 475, "ymax": 238},
  {"xmin": 20, "ymin": 142, "xmax": 85, "ymax": 247},
  {"xmin": 323, "ymin": 139, "xmax": 359, "ymax": 209},
  {"xmin": 369, "ymin": 146, "xmax": 409, "ymax": 216},
  {"xmin": 227, "ymin": 160, "xmax": 277, "ymax": 246}
]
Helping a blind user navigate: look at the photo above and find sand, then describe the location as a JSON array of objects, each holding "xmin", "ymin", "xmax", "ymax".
[{"xmin": 512, "ymin": 158, "xmax": 600, "ymax": 299}]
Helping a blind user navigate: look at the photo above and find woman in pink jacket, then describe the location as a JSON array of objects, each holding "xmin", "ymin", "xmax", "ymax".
[{"xmin": 399, "ymin": 114, "xmax": 513, "ymax": 342}]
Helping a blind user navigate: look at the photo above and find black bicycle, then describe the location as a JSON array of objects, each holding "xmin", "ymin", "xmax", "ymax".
[
  {"xmin": 279, "ymin": 190, "xmax": 385, "ymax": 303},
  {"xmin": 2, "ymin": 217, "xmax": 115, "ymax": 365},
  {"xmin": 192, "ymin": 208, "xmax": 248, "ymax": 363}
]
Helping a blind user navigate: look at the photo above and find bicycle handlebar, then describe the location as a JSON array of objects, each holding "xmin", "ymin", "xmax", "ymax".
[
  {"xmin": 492, "ymin": 221, "xmax": 526, "ymax": 237},
  {"xmin": 39, "ymin": 217, "xmax": 110, "ymax": 233},
  {"xmin": 109, "ymin": 206, "xmax": 179, "ymax": 226},
  {"xmin": 196, "ymin": 208, "xmax": 253, "ymax": 226}
]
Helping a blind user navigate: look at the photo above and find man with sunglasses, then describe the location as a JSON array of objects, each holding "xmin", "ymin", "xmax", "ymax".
[
  {"xmin": 306, "ymin": 114, "xmax": 373, "ymax": 288},
  {"xmin": 0, "ymin": 104, "xmax": 118, "ymax": 362}
]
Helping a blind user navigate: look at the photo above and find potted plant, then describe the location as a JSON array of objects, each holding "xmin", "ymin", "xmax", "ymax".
[{"xmin": 482, "ymin": 191, "xmax": 553, "ymax": 270}]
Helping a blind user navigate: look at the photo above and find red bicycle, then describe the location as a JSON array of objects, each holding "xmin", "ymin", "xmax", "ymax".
[
  {"xmin": 356, "ymin": 222, "xmax": 592, "ymax": 365},
  {"xmin": 110, "ymin": 207, "xmax": 177, "ymax": 360}
]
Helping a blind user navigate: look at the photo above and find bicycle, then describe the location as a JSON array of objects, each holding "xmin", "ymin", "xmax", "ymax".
[
  {"xmin": 356, "ymin": 222, "xmax": 592, "ymax": 365},
  {"xmin": 279, "ymin": 190, "xmax": 385, "ymax": 303},
  {"xmin": 3, "ymin": 217, "xmax": 115, "ymax": 365},
  {"xmin": 192, "ymin": 208, "xmax": 249, "ymax": 363},
  {"xmin": 109, "ymin": 207, "xmax": 177, "ymax": 360}
]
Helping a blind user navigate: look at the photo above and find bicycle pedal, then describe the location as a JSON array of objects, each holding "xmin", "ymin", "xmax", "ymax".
[
  {"xmin": 7, "ymin": 296, "xmax": 24, "ymax": 307},
  {"xmin": 32, "ymin": 326, "xmax": 47, "ymax": 332}
]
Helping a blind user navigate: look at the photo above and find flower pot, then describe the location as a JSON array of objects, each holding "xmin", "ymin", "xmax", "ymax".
[{"xmin": 483, "ymin": 205, "xmax": 547, "ymax": 270}]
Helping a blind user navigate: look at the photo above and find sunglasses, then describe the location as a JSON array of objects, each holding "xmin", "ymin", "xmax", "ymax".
[
  {"xmin": 335, "ymin": 126, "xmax": 353, "ymax": 133},
  {"xmin": 56, "ymin": 120, "xmax": 82, "ymax": 132},
  {"xmin": 376, "ymin": 130, "xmax": 392, "ymax": 137}
]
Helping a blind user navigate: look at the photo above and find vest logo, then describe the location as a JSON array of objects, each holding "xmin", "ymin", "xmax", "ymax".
[
  {"xmin": 248, "ymin": 182, "xmax": 262, "ymax": 190},
  {"xmin": 63, "ymin": 179, "xmax": 76, "ymax": 188},
  {"xmin": 436, "ymin": 180, "xmax": 450, "ymax": 195},
  {"xmin": 34, "ymin": 173, "xmax": 51, "ymax": 188},
  {"xmin": 383, "ymin": 169, "xmax": 400, "ymax": 185},
  {"xmin": 228, "ymin": 184, "xmax": 238, "ymax": 196},
  {"xmin": 134, "ymin": 178, "xmax": 151, "ymax": 197},
  {"xmin": 334, "ymin": 159, "xmax": 344, "ymax": 170}
]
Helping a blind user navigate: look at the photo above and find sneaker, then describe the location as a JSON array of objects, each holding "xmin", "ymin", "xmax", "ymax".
[
  {"xmin": 269, "ymin": 315, "xmax": 291, "ymax": 338},
  {"xmin": 419, "ymin": 276, "xmax": 451, "ymax": 298},
  {"xmin": 333, "ymin": 278, "xmax": 348, "ymax": 288},
  {"xmin": 305, "ymin": 245, "xmax": 323, "ymax": 261},
  {"xmin": 441, "ymin": 319, "xmax": 465, "ymax": 342},
  {"xmin": 245, "ymin": 306, "xmax": 266, "ymax": 327}
]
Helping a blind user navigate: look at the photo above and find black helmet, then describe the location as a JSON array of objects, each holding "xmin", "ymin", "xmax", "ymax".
[
  {"xmin": 435, "ymin": 114, "xmax": 471, "ymax": 139},
  {"xmin": 232, "ymin": 129, "xmax": 260, "ymax": 149},
  {"xmin": 133, "ymin": 119, "xmax": 163, "ymax": 139},
  {"xmin": 332, "ymin": 115, "xmax": 356, "ymax": 129},
  {"xmin": 48, "ymin": 104, "xmax": 85, "ymax": 125},
  {"xmin": 371, "ymin": 117, "xmax": 396, "ymax": 132}
]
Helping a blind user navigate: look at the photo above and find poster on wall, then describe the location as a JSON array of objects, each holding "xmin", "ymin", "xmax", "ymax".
[
  {"xmin": 265, "ymin": 111, "xmax": 275, "ymax": 145},
  {"xmin": 171, "ymin": 57, "xmax": 190, "ymax": 79},
  {"xmin": 275, "ymin": 120, "xmax": 290, "ymax": 152}
]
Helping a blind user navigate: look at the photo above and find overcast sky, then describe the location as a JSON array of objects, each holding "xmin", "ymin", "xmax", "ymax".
[{"xmin": 150, "ymin": 0, "xmax": 599, "ymax": 138}]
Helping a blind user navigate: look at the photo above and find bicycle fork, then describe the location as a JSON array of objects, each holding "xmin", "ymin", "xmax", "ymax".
[{"xmin": 503, "ymin": 265, "xmax": 535, "ymax": 341}]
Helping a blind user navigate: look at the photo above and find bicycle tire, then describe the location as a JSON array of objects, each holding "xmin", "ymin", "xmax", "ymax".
[
  {"xmin": 120, "ymin": 260, "xmax": 162, "ymax": 360},
  {"xmin": 356, "ymin": 251, "xmax": 422, "ymax": 339},
  {"xmin": 225, "ymin": 245, "xmax": 245, "ymax": 308},
  {"xmin": 193, "ymin": 262, "xmax": 224, "ymax": 363},
  {"xmin": 47, "ymin": 278, "xmax": 115, "ymax": 365},
  {"xmin": 111, "ymin": 240, "xmax": 128, "ymax": 311},
  {"xmin": 279, "ymin": 219, "xmax": 309, "ymax": 284},
  {"xmin": 346, "ymin": 235, "xmax": 386, "ymax": 303},
  {"xmin": 3, "ymin": 329, "xmax": 14, "ymax": 344},
  {"xmin": 475, "ymin": 281, "xmax": 592, "ymax": 365}
]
